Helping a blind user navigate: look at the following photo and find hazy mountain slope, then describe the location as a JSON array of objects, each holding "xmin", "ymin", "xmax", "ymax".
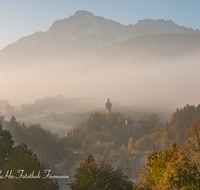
[
  {"xmin": 1, "ymin": 10, "xmax": 200, "ymax": 67},
  {"xmin": 98, "ymin": 33, "xmax": 200, "ymax": 64}
]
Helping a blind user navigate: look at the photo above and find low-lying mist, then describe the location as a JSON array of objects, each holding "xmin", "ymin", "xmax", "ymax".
[{"xmin": 1, "ymin": 48, "xmax": 200, "ymax": 113}]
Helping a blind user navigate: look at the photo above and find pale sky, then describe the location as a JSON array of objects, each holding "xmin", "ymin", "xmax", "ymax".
[{"xmin": 0, "ymin": 0, "xmax": 200, "ymax": 50}]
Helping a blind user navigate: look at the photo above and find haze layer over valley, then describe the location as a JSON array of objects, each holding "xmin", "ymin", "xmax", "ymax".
[{"xmin": 1, "ymin": 11, "xmax": 200, "ymax": 110}]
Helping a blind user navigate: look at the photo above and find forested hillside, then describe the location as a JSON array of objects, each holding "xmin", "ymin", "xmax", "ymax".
[{"xmin": 150, "ymin": 104, "xmax": 200, "ymax": 148}]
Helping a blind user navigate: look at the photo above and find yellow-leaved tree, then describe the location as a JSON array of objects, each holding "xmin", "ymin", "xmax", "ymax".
[
  {"xmin": 133, "ymin": 143, "xmax": 200, "ymax": 190},
  {"xmin": 127, "ymin": 137, "xmax": 134, "ymax": 152},
  {"xmin": 184, "ymin": 120, "xmax": 200, "ymax": 172}
]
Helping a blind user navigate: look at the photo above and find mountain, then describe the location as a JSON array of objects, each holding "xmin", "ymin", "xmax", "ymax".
[
  {"xmin": 48, "ymin": 11, "xmax": 200, "ymax": 46},
  {"xmin": 0, "ymin": 10, "xmax": 200, "ymax": 68},
  {"xmin": 99, "ymin": 33, "xmax": 200, "ymax": 63}
]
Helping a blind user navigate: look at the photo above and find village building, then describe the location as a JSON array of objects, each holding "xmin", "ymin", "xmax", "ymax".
[{"xmin": 105, "ymin": 98, "xmax": 146, "ymax": 134}]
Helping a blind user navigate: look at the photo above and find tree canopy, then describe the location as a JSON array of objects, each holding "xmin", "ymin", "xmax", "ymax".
[
  {"xmin": 0, "ymin": 120, "xmax": 59, "ymax": 190},
  {"xmin": 133, "ymin": 142, "xmax": 200, "ymax": 190},
  {"xmin": 68, "ymin": 155, "xmax": 133, "ymax": 190},
  {"xmin": 133, "ymin": 119, "xmax": 200, "ymax": 190}
]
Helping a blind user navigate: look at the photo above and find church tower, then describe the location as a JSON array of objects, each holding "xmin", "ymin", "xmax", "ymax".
[{"xmin": 105, "ymin": 98, "xmax": 112, "ymax": 113}]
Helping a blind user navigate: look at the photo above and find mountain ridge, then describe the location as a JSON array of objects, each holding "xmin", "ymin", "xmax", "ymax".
[
  {"xmin": 2, "ymin": 10, "xmax": 200, "ymax": 51},
  {"xmin": 1, "ymin": 10, "xmax": 200, "ymax": 67}
]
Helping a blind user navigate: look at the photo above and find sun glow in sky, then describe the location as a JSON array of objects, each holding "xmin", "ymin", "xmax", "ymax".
[{"xmin": 0, "ymin": 0, "xmax": 200, "ymax": 50}]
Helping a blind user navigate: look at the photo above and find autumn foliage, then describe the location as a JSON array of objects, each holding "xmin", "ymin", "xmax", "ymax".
[{"xmin": 133, "ymin": 121, "xmax": 200, "ymax": 190}]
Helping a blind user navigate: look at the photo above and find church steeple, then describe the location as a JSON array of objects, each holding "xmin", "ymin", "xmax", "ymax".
[{"xmin": 105, "ymin": 98, "xmax": 112, "ymax": 113}]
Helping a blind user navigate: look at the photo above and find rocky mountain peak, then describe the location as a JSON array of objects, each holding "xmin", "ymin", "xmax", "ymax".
[
  {"xmin": 49, "ymin": 11, "xmax": 97, "ymax": 32},
  {"xmin": 48, "ymin": 11, "xmax": 126, "ymax": 46},
  {"xmin": 73, "ymin": 10, "xmax": 94, "ymax": 17}
]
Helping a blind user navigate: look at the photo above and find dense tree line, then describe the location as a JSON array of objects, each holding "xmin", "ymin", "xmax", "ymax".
[
  {"xmin": 150, "ymin": 104, "xmax": 200, "ymax": 148},
  {"xmin": 133, "ymin": 121, "xmax": 200, "ymax": 190},
  {"xmin": 0, "ymin": 120, "xmax": 59, "ymax": 190},
  {"xmin": 1, "ymin": 115, "xmax": 67, "ymax": 171}
]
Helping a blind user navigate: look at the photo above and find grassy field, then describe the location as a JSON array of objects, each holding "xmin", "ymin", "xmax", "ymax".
[{"xmin": 15, "ymin": 102, "xmax": 104, "ymax": 136}]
